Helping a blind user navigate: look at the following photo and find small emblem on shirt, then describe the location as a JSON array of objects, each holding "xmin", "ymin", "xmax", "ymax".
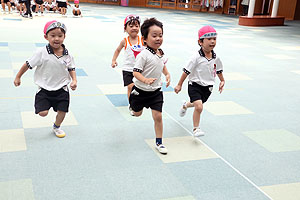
[{"xmin": 62, "ymin": 56, "xmax": 71, "ymax": 66}]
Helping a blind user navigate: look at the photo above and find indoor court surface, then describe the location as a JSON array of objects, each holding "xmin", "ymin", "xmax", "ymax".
[{"xmin": 1, "ymin": 3, "xmax": 300, "ymax": 200}]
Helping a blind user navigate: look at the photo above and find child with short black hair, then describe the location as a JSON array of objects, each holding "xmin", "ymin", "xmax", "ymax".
[
  {"xmin": 14, "ymin": 20, "xmax": 77, "ymax": 138},
  {"xmin": 130, "ymin": 18, "xmax": 170, "ymax": 154},
  {"xmin": 111, "ymin": 14, "xmax": 144, "ymax": 102},
  {"xmin": 175, "ymin": 25, "xmax": 225, "ymax": 137}
]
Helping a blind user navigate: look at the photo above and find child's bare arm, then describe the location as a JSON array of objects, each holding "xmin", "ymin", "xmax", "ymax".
[
  {"xmin": 111, "ymin": 40, "xmax": 125, "ymax": 68},
  {"xmin": 217, "ymin": 73, "xmax": 225, "ymax": 93},
  {"xmin": 162, "ymin": 65, "xmax": 170, "ymax": 87},
  {"xmin": 174, "ymin": 72, "xmax": 188, "ymax": 94},
  {"xmin": 14, "ymin": 63, "xmax": 29, "ymax": 87},
  {"xmin": 69, "ymin": 70, "xmax": 77, "ymax": 90},
  {"xmin": 133, "ymin": 71, "xmax": 156, "ymax": 85}
]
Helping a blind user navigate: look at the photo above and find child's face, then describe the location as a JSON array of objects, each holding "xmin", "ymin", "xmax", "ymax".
[
  {"xmin": 125, "ymin": 21, "xmax": 140, "ymax": 37},
  {"xmin": 44, "ymin": 28, "xmax": 65, "ymax": 50},
  {"xmin": 199, "ymin": 37, "xmax": 216, "ymax": 53},
  {"xmin": 144, "ymin": 25, "xmax": 163, "ymax": 51}
]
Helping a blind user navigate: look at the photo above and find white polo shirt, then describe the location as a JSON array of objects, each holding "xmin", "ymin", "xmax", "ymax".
[
  {"xmin": 26, "ymin": 44, "xmax": 76, "ymax": 91},
  {"xmin": 183, "ymin": 48, "xmax": 223, "ymax": 86},
  {"xmin": 133, "ymin": 47, "xmax": 167, "ymax": 92}
]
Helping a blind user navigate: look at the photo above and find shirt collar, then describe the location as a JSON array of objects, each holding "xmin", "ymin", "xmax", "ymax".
[
  {"xmin": 146, "ymin": 46, "xmax": 164, "ymax": 56},
  {"xmin": 198, "ymin": 47, "xmax": 216, "ymax": 59},
  {"xmin": 46, "ymin": 44, "xmax": 69, "ymax": 55}
]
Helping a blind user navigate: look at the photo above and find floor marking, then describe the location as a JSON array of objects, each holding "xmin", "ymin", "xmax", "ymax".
[{"xmin": 163, "ymin": 110, "xmax": 273, "ymax": 200}]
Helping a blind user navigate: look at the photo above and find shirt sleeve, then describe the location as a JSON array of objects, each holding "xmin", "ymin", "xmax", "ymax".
[
  {"xmin": 67, "ymin": 55, "xmax": 76, "ymax": 71},
  {"xmin": 133, "ymin": 52, "xmax": 146, "ymax": 73},
  {"xmin": 26, "ymin": 48, "xmax": 43, "ymax": 69},
  {"xmin": 183, "ymin": 56, "xmax": 196, "ymax": 75},
  {"xmin": 215, "ymin": 57, "xmax": 223, "ymax": 74}
]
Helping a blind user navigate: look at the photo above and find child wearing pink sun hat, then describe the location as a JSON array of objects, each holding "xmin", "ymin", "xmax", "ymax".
[
  {"xmin": 175, "ymin": 25, "xmax": 225, "ymax": 137},
  {"xmin": 14, "ymin": 20, "xmax": 77, "ymax": 139},
  {"xmin": 70, "ymin": 0, "xmax": 81, "ymax": 17}
]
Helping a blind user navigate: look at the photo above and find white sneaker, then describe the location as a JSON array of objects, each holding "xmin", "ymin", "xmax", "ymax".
[
  {"xmin": 193, "ymin": 128, "xmax": 205, "ymax": 137},
  {"xmin": 53, "ymin": 127, "xmax": 66, "ymax": 138},
  {"xmin": 128, "ymin": 105, "xmax": 135, "ymax": 116},
  {"xmin": 179, "ymin": 100, "xmax": 187, "ymax": 117},
  {"xmin": 155, "ymin": 144, "xmax": 168, "ymax": 154}
]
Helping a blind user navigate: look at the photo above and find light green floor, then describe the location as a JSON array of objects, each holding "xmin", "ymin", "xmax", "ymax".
[{"xmin": 1, "ymin": 3, "xmax": 300, "ymax": 200}]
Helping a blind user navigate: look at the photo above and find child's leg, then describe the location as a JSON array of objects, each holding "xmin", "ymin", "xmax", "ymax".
[
  {"xmin": 192, "ymin": 100, "xmax": 203, "ymax": 129},
  {"xmin": 127, "ymin": 83, "xmax": 134, "ymax": 100},
  {"xmin": 1, "ymin": 2, "xmax": 5, "ymax": 11},
  {"xmin": 54, "ymin": 110, "xmax": 66, "ymax": 127},
  {"xmin": 52, "ymin": 110, "xmax": 66, "ymax": 138},
  {"xmin": 152, "ymin": 109, "xmax": 163, "ymax": 139},
  {"xmin": 152, "ymin": 109, "xmax": 167, "ymax": 154},
  {"xmin": 7, "ymin": 2, "xmax": 11, "ymax": 12},
  {"xmin": 38, "ymin": 110, "xmax": 49, "ymax": 117}
]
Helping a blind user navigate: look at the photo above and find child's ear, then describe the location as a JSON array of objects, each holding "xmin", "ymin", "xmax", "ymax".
[
  {"xmin": 198, "ymin": 39, "xmax": 202, "ymax": 46},
  {"xmin": 44, "ymin": 34, "xmax": 48, "ymax": 40},
  {"xmin": 142, "ymin": 36, "xmax": 146, "ymax": 46}
]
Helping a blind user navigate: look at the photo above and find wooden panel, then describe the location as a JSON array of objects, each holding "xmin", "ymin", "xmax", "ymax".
[
  {"xmin": 239, "ymin": 15, "xmax": 284, "ymax": 26},
  {"xmin": 162, "ymin": 0, "xmax": 176, "ymax": 9},
  {"xmin": 129, "ymin": 0, "xmax": 146, "ymax": 7},
  {"xmin": 146, "ymin": 0, "xmax": 162, "ymax": 8},
  {"xmin": 294, "ymin": 0, "xmax": 300, "ymax": 20},
  {"xmin": 277, "ymin": 0, "xmax": 297, "ymax": 20}
]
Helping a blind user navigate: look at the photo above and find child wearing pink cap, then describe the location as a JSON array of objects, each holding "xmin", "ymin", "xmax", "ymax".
[
  {"xmin": 14, "ymin": 20, "xmax": 77, "ymax": 138},
  {"xmin": 174, "ymin": 25, "xmax": 225, "ymax": 137},
  {"xmin": 70, "ymin": 0, "xmax": 81, "ymax": 17},
  {"xmin": 111, "ymin": 14, "xmax": 144, "ymax": 107}
]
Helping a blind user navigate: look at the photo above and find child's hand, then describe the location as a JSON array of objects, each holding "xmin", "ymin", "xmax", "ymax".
[
  {"xmin": 174, "ymin": 85, "xmax": 181, "ymax": 94},
  {"xmin": 70, "ymin": 80, "xmax": 77, "ymax": 90},
  {"xmin": 165, "ymin": 74, "xmax": 170, "ymax": 87},
  {"xmin": 111, "ymin": 61, "xmax": 117, "ymax": 68},
  {"xmin": 14, "ymin": 77, "xmax": 21, "ymax": 87},
  {"xmin": 219, "ymin": 81, "xmax": 225, "ymax": 93},
  {"xmin": 144, "ymin": 78, "xmax": 157, "ymax": 85}
]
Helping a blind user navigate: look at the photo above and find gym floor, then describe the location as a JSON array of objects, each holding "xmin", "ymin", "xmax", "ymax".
[{"xmin": 1, "ymin": 3, "xmax": 300, "ymax": 200}]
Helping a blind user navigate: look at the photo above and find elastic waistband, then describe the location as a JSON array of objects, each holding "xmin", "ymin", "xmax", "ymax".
[
  {"xmin": 189, "ymin": 81, "xmax": 213, "ymax": 88},
  {"xmin": 133, "ymin": 85, "xmax": 161, "ymax": 93}
]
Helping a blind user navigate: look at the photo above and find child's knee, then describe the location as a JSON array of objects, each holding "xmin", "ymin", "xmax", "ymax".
[
  {"xmin": 153, "ymin": 112, "xmax": 162, "ymax": 122},
  {"xmin": 194, "ymin": 104, "xmax": 203, "ymax": 112},
  {"xmin": 38, "ymin": 110, "xmax": 48, "ymax": 117}
]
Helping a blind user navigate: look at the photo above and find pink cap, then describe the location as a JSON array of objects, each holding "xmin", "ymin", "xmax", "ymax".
[
  {"xmin": 124, "ymin": 14, "xmax": 141, "ymax": 25},
  {"xmin": 198, "ymin": 25, "xmax": 217, "ymax": 39},
  {"xmin": 44, "ymin": 20, "xmax": 57, "ymax": 35},
  {"xmin": 74, "ymin": 0, "xmax": 79, "ymax": 4},
  {"xmin": 43, "ymin": 20, "xmax": 67, "ymax": 35}
]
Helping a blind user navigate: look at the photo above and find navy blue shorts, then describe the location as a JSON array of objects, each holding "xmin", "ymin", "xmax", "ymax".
[
  {"xmin": 122, "ymin": 70, "xmax": 134, "ymax": 86},
  {"xmin": 34, "ymin": 88, "xmax": 70, "ymax": 114},
  {"xmin": 129, "ymin": 86, "xmax": 163, "ymax": 112},
  {"xmin": 188, "ymin": 82, "xmax": 212, "ymax": 103}
]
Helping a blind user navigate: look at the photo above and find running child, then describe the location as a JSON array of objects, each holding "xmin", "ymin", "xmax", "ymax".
[
  {"xmin": 111, "ymin": 14, "xmax": 144, "ymax": 101},
  {"xmin": 129, "ymin": 18, "xmax": 170, "ymax": 154},
  {"xmin": 1, "ymin": 0, "xmax": 12, "ymax": 13},
  {"xmin": 14, "ymin": 20, "xmax": 77, "ymax": 138},
  {"xmin": 56, "ymin": 0, "xmax": 68, "ymax": 16},
  {"xmin": 33, "ymin": 0, "xmax": 44, "ymax": 15},
  {"xmin": 174, "ymin": 25, "xmax": 225, "ymax": 137},
  {"xmin": 70, "ymin": 0, "xmax": 81, "ymax": 16}
]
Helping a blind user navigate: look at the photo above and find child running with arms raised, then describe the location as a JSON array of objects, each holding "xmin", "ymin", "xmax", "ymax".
[
  {"xmin": 111, "ymin": 14, "xmax": 144, "ymax": 102},
  {"xmin": 130, "ymin": 18, "xmax": 170, "ymax": 154},
  {"xmin": 14, "ymin": 20, "xmax": 77, "ymax": 138},
  {"xmin": 174, "ymin": 25, "xmax": 225, "ymax": 137}
]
